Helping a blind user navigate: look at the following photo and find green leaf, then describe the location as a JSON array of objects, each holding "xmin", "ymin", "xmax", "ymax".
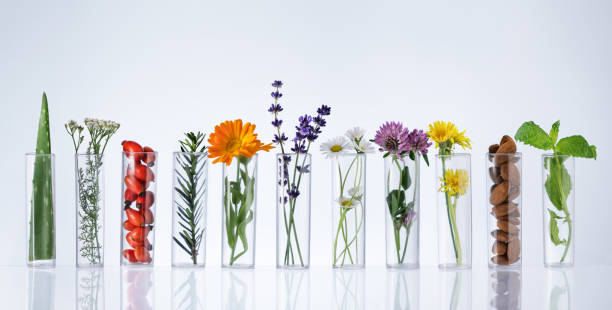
[
  {"xmin": 514, "ymin": 121, "xmax": 554, "ymax": 150},
  {"xmin": 422, "ymin": 154, "xmax": 429, "ymax": 167},
  {"xmin": 400, "ymin": 166, "xmax": 411, "ymax": 190},
  {"xmin": 549, "ymin": 121, "xmax": 560, "ymax": 144},
  {"xmin": 555, "ymin": 135, "xmax": 597, "ymax": 159},
  {"xmin": 544, "ymin": 158, "xmax": 572, "ymax": 211},
  {"xmin": 548, "ymin": 210, "xmax": 566, "ymax": 246}
]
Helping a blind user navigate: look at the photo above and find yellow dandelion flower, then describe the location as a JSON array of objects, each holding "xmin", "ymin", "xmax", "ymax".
[
  {"xmin": 426, "ymin": 121, "xmax": 458, "ymax": 147},
  {"xmin": 452, "ymin": 130, "xmax": 472, "ymax": 150},
  {"xmin": 439, "ymin": 169, "xmax": 470, "ymax": 196}
]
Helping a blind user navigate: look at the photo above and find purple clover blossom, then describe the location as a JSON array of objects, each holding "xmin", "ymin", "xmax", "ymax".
[
  {"xmin": 373, "ymin": 121, "xmax": 411, "ymax": 154},
  {"xmin": 272, "ymin": 80, "xmax": 283, "ymax": 88},
  {"xmin": 406, "ymin": 129, "xmax": 432, "ymax": 155}
]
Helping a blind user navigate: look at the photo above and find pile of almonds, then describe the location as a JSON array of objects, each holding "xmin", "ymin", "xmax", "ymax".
[{"xmin": 488, "ymin": 135, "xmax": 521, "ymax": 266}]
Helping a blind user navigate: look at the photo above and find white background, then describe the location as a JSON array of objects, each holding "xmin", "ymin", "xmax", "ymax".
[{"xmin": 1, "ymin": 0, "xmax": 611, "ymax": 271}]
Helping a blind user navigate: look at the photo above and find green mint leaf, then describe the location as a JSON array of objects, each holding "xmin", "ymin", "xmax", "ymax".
[
  {"xmin": 514, "ymin": 121, "xmax": 554, "ymax": 150},
  {"xmin": 544, "ymin": 158, "xmax": 572, "ymax": 211},
  {"xmin": 548, "ymin": 210, "xmax": 565, "ymax": 246},
  {"xmin": 549, "ymin": 121, "xmax": 560, "ymax": 144},
  {"xmin": 555, "ymin": 135, "xmax": 597, "ymax": 159}
]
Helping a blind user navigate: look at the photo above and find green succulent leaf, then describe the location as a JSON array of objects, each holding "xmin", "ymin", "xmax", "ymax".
[
  {"xmin": 514, "ymin": 121, "xmax": 554, "ymax": 150},
  {"xmin": 555, "ymin": 135, "xmax": 597, "ymax": 159}
]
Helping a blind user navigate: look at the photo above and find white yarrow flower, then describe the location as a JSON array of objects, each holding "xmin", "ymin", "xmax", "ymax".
[{"xmin": 320, "ymin": 136, "xmax": 351, "ymax": 159}]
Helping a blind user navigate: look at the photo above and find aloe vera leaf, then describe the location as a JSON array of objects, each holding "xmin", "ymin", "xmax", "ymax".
[{"xmin": 29, "ymin": 92, "xmax": 55, "ymax": 261}]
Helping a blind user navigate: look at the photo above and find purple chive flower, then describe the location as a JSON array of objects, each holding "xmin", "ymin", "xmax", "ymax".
[
  {"xmin": 268, "ymin": 103, "xmax": 283, "ymax": 113},
  {"xmin": 272, "ymin": 118, "xmax": 283, "ymax": 128},
  {"xmin": 317, "ymin": 105, "xmax": 331, "ymax": 116},
  {"xmin": 287, "ymin": 185, "xmax": 300, "ymax": 199},
  {"xmin": 272, "ymin": 80, "xmax": 283, "ymax": 88},
  {"xmin": 271, "ymin": 91, "xmax": 283, "ymax": 99},
  {"xmin": 406, "ymin": 129, "xmax": 432, "ymax": 155},
  {"xmin": 373, "ymin": 121, "xmax": 411, "ymax": 154}
]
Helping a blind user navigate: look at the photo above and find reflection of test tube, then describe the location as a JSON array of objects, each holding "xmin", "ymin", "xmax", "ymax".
[
  {"xmin": 121, "ymin": 268, "xmax": 154, "ymax": 310},
  {"xmin": 332, "ymin": 270, "xmax": 365, "ymax": 310},
  {"xmin": 222, "ymin": 270, "xmax": 255, "ymax": 310},
  {"xmin": 488, "ymin": 270, "xmax": 521, "ymax": 309},
  {"xmin": 172, "ymin": 269, "xmax": 206, "ymax": 310},
  {"xmin": 76, "ymin": 269, "xmax": 104, "ymax": 310},
  {"xmin": 546, "ymin": 270, "xmax": 572, "ymax": 310},
  {"xmin": 29, "ymin": 269, "xmax": 56, "ymax": 310},
  {"xmin": 276, "ymin": 270, "xmax": 310, "ymax": 310},
  {"xmin": 439, "ymin": 270, "xmax": 472, "ymax": 310},
  {"xmin": 386, "ymin": 270, "xmax": 419, "ymax": 310}
]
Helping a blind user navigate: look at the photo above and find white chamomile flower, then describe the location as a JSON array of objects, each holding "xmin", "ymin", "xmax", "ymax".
[
  {"xmin": 348, "ymin": 186, "xmax": 363, "ymax": 197},
  {"xmin": 336, "ymin": 196, "xmax": 360, "ymax": 209},
  {"xmin": 355, "ymin": 140, "xmax": 375, "ymax": 153},
  {"xmin": 345, "ymin": 127, "xmax": 366, "ymax": 142},
  {"xmin": 320, "ymin": 136, "xmax": 351, "ymax": 159}
]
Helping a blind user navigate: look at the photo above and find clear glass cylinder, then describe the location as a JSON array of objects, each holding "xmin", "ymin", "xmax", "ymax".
[
  {"xmin": 76, "ymin": 269, "xmax": 105, "ymax": 309},
  {"xmin": 436, "ymin": 153, "xmax": 472, "ymax": 269},
  {"xmin": 486, "ymin": 153, "xmax": 522, "ymax": 268},
  {"xmin": 121, "ymin": 268, "xmax": 154, "ymax": 310},
  {"xmin": 222, "ymin": 154, "xmax": 258, "ymax": 268},
  {"xmin": 542, "ymin": 154, "xmax": 575, "ymax": 267},
  {"xmin": 488, "ymin": 270, "xmax": 521, "ymax": 310},
  {"xmin": 172, "ymin": 152, "xmax": 209, "ymax": 267},
  {"xmin": 75, "ymin": 154, "xmax": 105, "ymax": 267},
  {"xmin": 331, "ymin": 153, "xmax": 366, "ymax": 268},
  {"xmin": 276, "ymin": 153, "xmax": 311, "ymax": 269},
  {"xmin": 25, "ymin": 153, "xmax": 56, "ymax": 267},
  {"xmin": 120, "ymin": 151, "xmax": 158, "ymax": 265},
  {"xmin": 384, "ymin": 154, "xmax": 420, "ymax": 268}
]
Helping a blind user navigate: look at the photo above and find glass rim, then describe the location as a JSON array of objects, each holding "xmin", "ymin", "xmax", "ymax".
[
  {"xmin": 122, "ymin": 151, "xmax": 158, "ymax": 155},
  {"xmin": 173, "ymin": 151, "xmax": 209, "ymax": 156},
  {"xmin": 485, "ymin": 152, "xmax": 522, "ymax": 156},
  {"xmin": 75, "ymin": 152, "xmax": 104, "ymax": 156},
  {"xmin": 435, "ymin": 153, "xmax": 471, "ymax": 158},
  {"xmin": 276, "ymin": 152, "xmax": 312, "ymax": 157},
  {"xmin": 25, "ymin": 152, "xmax": 55, "ymax": 157},
  {"xmin": 542, "ymin": 153, "xmax": 571, "ymax": 158}
]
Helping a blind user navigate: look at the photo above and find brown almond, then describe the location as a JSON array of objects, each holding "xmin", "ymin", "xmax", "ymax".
[
  {"xmin": 492, "ymin": 241, "xmax": 507, "ymax": 255},
  {"xmin": 489, "ymin": 167, "xmax": 502, "ymax": 184},
  {"xmin": 489, "ymin": 144, "xmax": 500, "ymax": 154},
  {"xmin": 497, "ymin": 220, "xmax": 519, "ymax": 233},
  {"xmin": 497, "ymin": 215, "xmax": 520, "ymax": 225},
  {"xmin": 500, "ymin": 162, "xmax": 520, "ymax": 185},
  {"xmin": 498, "ymin": 136, "xmax": 517, "ymax": 153},
  {"xmin": 492, "ymin": 202, "xmax": 518, "ymax": 217},
  {"xmin": 490, "ymin": 181, "xmax": 509, "ymax": 205},
  {"xmin": 508, "ymin": 209, "xmax": 521, "ymax": 217},
  {"xmin": 491, "ymin": 255, "xmax": 509, "ymax": 265},
  {"xmin": 507, "ymin": 239, "xmax": 521, "ymax": 263},
  {"xmin": 508, "ymin": 185, "xmax": 521, "ymax": 201},
  {"xmin": 491, "ymin": 229, "xmax": 510, "ymax": 242}
]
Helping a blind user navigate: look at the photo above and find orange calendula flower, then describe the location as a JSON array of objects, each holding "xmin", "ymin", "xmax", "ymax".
[{"xmin": 208, "ymin": 119, "xmax": 274, "ymax": 165}]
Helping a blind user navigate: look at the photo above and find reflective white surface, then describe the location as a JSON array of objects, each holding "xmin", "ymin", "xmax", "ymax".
[{"xmin": 3, "ymin": 266, "xmax": 610, "ymax": 309}]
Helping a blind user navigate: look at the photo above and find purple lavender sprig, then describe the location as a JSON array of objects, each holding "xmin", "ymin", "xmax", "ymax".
[{"xmin": 268, "ymin": 80, "xmax": 288, "ymax": 152}]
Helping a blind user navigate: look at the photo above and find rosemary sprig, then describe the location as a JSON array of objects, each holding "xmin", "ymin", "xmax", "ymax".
[{"xmin": 173, "ymin": 132, "xmax": 208, "ymax": 265}]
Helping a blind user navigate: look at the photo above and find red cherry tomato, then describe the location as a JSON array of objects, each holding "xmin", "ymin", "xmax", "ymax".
[
  {"xmin": 134, "ymin": 164, "xmax": 155, "ymax": 183},
  {"xmin": 122, "ymin": 140, "xmax": 144, "ymax": 161},
  {"xmin": 134, "ymin": 246, "xmax": 151, "ymax": 263},
  {"xmin": 126, "ymin": 233, "xmax": 143, "ymax": 248},
  {"xmin": 142, "ymin": 208, "xmax": 154, "ymax": 225},
  {"xmin": 142, "ymin": 146, "xmax": 156, "ymax": 165},
  {"xmin": 124, "ymin": 175, "xmax": 144, "ymax": 194},
  {"xmin": 136, "ymin": 191, "xmax": 155, "ymax": 210},
  {"xmin": 126, "ymin": 208, "xmax": 144, "ymax": 227},
  {"xmin": 123, "ymin": 249, "xmax": 138, "ymax": 263},
  {"xmin": 124, "ymin": 189, "xmax": 138, "ymax": 202},
  {"xmin": 128, "ymin": 227, "xmax": 149, "ymax": 243},
  {"xmin": 123, "ymin": 220, "xmax": 137, "ymax": 231}
]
